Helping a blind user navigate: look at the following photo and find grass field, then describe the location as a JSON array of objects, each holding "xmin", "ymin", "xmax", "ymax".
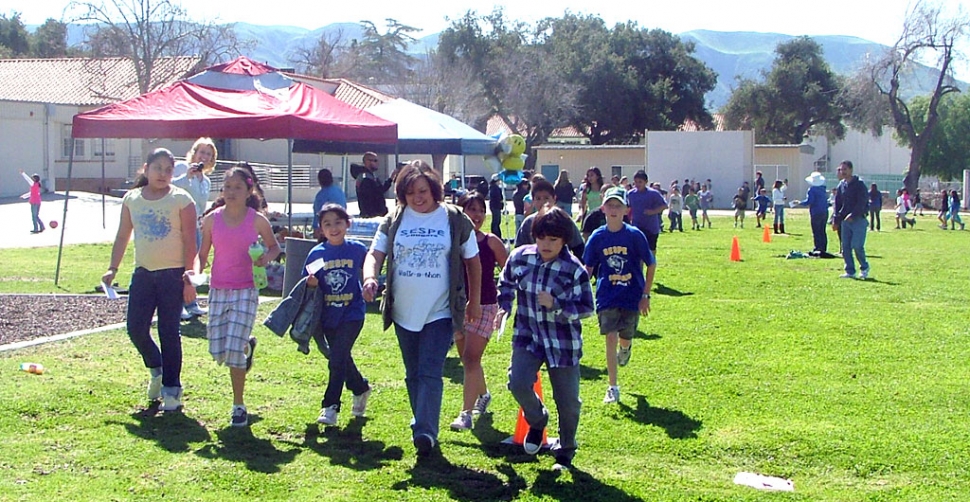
[{"xmin": 1, "ymin": 211, "xmax": 969, "ymax": 501}]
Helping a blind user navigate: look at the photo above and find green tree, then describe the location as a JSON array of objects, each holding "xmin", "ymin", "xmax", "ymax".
[
  {"xmin": 723, "ymin": 36, "xmax": 844, "ymax": 144},
  {"xmin": 906, "ymin": 93, "xmax": 970, "ymax": 180},
  {"xmin": 542, "ymin": 14, "xmax": 716, "ymax": 144},
  {"xmin": 31, "ymin": 18, "xmax": 68, "ymax": 58},
  {"xmin": 850, "ymin": 0, "xmax": 968, "ymax": 194},
  {"xmin": 342, "ymin": 19, "xmax": 418, "ymax": 83},
  {"xmin": 0, "ymin": 12, "xmax": 31, "ymax": 57}
]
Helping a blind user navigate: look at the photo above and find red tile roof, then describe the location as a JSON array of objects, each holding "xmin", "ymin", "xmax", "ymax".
[
  {"xmin": 0, "ymin": 57, "xmax": 200, "ymax": 106},
  {"xmin": 485, "ymin": 115, "xmax": 586, "ymax": 140},
  {"xmin": 678, "ymin": 113, "xmax": 726, "ymax": 132}
]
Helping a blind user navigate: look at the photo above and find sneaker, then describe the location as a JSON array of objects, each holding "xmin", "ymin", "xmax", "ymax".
[
  {"xmin": 244, "ymin": 336, "xmax": 257, "ymax": 372},
  {"xmin": 351, "ymin": 388, "xmax": 371, "ymax": 417},
  {"xmin": 413, "ymin": 434, "xmax": 436, "ymax": 457},
  {"xmin": 231, "ymin": 405, "xmax": 248, "ymax": 427},
  {"xmin": 839, "ymin": 273, "xmax": 855, "ymax": 279},
  {"xmin": 450, "ymin": 411, "xmax": 473, "ymax": 431},
  {"xmin": 147, "ymin": 374, "xmax": 162, "ymax": 401},
  {"xmin": 617, "ymin": 346, "xmax": 632, "ymax": 367},
  {"xmin": 317, "ymin": 404, "xmax": 338, "ymax": 425},
  {"xmin": 523, "ymin": 427, "xmax": 544, "ymax": 455},
  {"xmin": 185, "ymin": 303, "xmax": 207, "ymax": 316},
  {"xmin": 472, "ymin": 392, "xmax": 492, "ymax": 415},
  {"xmin": 860, "ymin": 269, "xmax": 869, "ymax": 280},
  {"xmin": 180, "ymin": 308, "xmax": 192, "ymax": 321},
  {"xmin": 160, "ymin": 389, "xmax": 183, "ymax": 412},
  {"xmin": 603, "ymin": 386, "xmax": 620, "ymax": 404}
]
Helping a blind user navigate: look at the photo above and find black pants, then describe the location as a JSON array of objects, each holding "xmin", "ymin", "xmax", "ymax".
[
  {"xmin": 810, "ymin": 211, "xmax": 828, "ymax": 253},
  {"xmin": 490, "ymin": 204, "xmax": 503, "ymax": 239},
  {"xmin": 317, "ymin": 319, "xmax": 368, "ymax": 410}
]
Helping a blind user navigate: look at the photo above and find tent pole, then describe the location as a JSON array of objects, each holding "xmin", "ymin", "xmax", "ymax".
[
  {"xmin": 54, "ymin": 137, "xmax": 75, "ymax": 285},
  {"xmin": 101, "ymin": 138, "xmax": 106, "ymax": 228},
  {"xmin": 287, "ymin": 139, "xmax": 293, "ymax": 233}
]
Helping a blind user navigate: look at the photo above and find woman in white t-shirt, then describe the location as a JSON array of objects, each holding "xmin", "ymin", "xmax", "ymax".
[{"xmin": 362, "ymin": 160, "xmax": 482, "ymax": 457}]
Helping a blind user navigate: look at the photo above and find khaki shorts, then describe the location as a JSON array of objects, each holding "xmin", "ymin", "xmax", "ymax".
[{"xmin": 598, "ymin": 308, "xmax": 639, "ymax": 340}]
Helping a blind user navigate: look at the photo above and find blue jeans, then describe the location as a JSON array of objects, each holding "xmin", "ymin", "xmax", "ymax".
[
  {"xmin": 508, "ymin": 346, "xmax": 582, "ymax": 462},
  {"xmin": 319, "ymin": 319, "xmax": 368, "ymax": 410},
  {"xmin": 127, "ymin": 267, "xmax": 184, "ymax": 395},
  {"xmin": 840, "ymin": 217, "xmax": 869, "ymax": 275},
  {"xmin": 30, "ymin": 203, "xmax": 44, "ymax": 232},
  {"xmin": 773, "ymin": 205, "xmax": 785, "ymax": 226},
  {"xmin": 394, "ymin": 318, "xmax": 453, "ymax": 441},
  {"xmin": 810, "ymin": 211, "xmax": 828, "ymax": 253}
]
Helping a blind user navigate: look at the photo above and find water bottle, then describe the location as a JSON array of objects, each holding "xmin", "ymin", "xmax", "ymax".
[
  {"xmin": 249, "ymin": 242, "xmax": 268, "ymax": 290},
  {"xmin": 20, "ymin": 362, "xmax": 45, "ymax": 375}
]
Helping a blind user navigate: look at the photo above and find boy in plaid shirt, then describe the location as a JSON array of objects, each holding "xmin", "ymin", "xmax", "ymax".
[{"xmin": 497, "ymin": 205, "xmax": 594, "ymax": 470}]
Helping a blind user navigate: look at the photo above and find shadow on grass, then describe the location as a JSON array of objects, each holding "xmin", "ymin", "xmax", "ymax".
[
  {"xmin": 444, "ymin": 355, "xmax": 464, "ymax": 385},
  {"xmin": 295, "ymin": 418, "xmax": 404, "ymax": 471},
  {"xmin": 579, "ymin": 363, "xmax": 607, "ymax": 381},
  {"xmin": 179, "ymin": 318, "xmax": 207, "ymax": 339},
  {"xmin": 531, "ymin": 465, "xmax": 645, "ymax": 502},
  {"xmin": 392, "ymin": 450, "xmax": 522, "ymax": 501},
  {"xmin": 620, "ymin": 394, "xmax": 702, "ymax": 439},
  {"xmin": 194, "ymin": 416, "xmax": 300, "ymax": 473},
  {"xmin": 633, "ymin": 330, "xmax": 661, "ymax": 341},
  {"xmin": 106, "ymin": 402, "xmax": 211, "ymax": 453},
  {"xmin": 653, "ymin": 283, "xmax": 693, "ymax": 297}
]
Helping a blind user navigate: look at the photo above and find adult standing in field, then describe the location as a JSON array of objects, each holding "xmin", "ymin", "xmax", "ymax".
[
  {"xmin": 173, "ymin": 137, "xmax": 217, "ymax": 320},
  {"xmin": 627, "ymin": 171, "xmax": 667, "ymax": 252},
  {"xmin": 19, "ymin": 170, "xmax": 44, "ymax": 234},
  {"xmin": 488, "ymin": 176, "xmax": 504, "ymax": 239},
  {"xmin": 795, "ymin": 172, "xmax": 829, "ymax": 255},
  {"xmin": 362, "ymin": 160, "xmax": 482, "ymax": 457},
  {"xmin": 312, "ymin": 168, "xmax": 347, "ymax": 240},
  {"xmin": 833, "ymin": 161, "xmax": 870, "ymax": 280},
  {"xmin": 355, "ymin": 152, "xmax": 401, "ymax": 218},
  {"xmin": 868, "ymin": 183, "xmax": 883, "ymax": 231},
  {"xmin": 554, "ymin": 171, "xmax": 575, "ymax": 216}
]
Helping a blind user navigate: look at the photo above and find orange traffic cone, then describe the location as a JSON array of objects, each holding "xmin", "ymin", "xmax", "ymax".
[
  {"xmin": 762, "ymin": 224, "xmax": 772, "ymax": 243},
  {"xmin": 512, "ymin": 372, "xmax": 548, "ymax": 446},
  {"xmin": 730, "ymin": 236, "xmax": 742, "ymax": 261}
]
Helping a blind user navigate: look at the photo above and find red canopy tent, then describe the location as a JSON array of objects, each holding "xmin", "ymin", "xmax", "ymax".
[{"xmin": 56, "ymin": 57, "xmax": 398, "ymax": 283}]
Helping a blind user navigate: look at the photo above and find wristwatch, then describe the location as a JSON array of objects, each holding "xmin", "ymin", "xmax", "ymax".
[{"xmin": 642, "ymin": 293, "xmax": 651, "ymax": 299}]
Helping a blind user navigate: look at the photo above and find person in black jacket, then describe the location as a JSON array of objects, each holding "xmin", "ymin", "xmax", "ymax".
[
  {"xmin": 833, "ymin": 161, "xmax": 870, "ymax": 279},
  {"xmin": 488, "ymin": 177, "xmax": 504, "ymax": 239},
  {"xmin": 355, "ymin": 152, "xmax": 399, "ymax": 218}
]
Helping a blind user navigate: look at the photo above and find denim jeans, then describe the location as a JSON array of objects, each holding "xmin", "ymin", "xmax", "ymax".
[
  {"xmin": 868, "ymin": 208, "xmax": 881, "ymax": 230},
  {"xmin": 127, "ymin": 267, "xmax": 184, "ymax": 395},
  {"xmin": 319, "ymin": 319, "xmax": 369, "ymax": 410},
  {"xmin": 668, "ymin": 212, "xmax": 682, "ymax": 232},
  {"xmin": 773, "ymin": 205, "xmax": 785, "ymax": 226},
  {"xmin": 810, "ymin": 211, "xmax": 828, "ymax": 253},
  {"xmin": 30, "ymin": 203, "xmax": 44, "ymax": 232},
  {"xmin": 394, "ymin": 318, "xmax": 453, "ymax": 441},
  {"xmin": 840, "ymin": 217, "xmax": 869, "ymax": 275},
  {"xmin": 508, "ymin": 346, "xmax": 582, "ymax": 461}
]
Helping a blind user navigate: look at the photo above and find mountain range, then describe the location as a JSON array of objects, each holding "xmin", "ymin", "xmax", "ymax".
[{"xmin": 60, "ymin": 22, "xmax": 960, "ymax": 110}]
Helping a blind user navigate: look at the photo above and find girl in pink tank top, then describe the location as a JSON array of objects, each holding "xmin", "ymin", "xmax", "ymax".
[{"xmin": 198, "ymin": 166, "xmax": 280, "ymax": 427}]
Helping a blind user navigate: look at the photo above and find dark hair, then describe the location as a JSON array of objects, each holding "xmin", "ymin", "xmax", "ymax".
[
  {"xmin": 869, "ymin": 183, "xmax": 879, "ymax": 193},
  {"xmin": 458, "ymin": 191, "xmax": 486, "ymax": 212},
  {"xmin": 204, "ymin": 163, "xmax": 265, "ymax": 215},
  {"xmin": 773, "ymin": 180, "xmax": 783, "ymax": 189},
  {"xmin": 840, "ymin": 160, "xmax": 853, "ymax": 170},
  {"xmin": 31, "ymin": 174, "xmax": 40, "ymax": 182},
  {"xmin": 584, "ymin": 167, "xmax": 603, "ymax": 191},
  {"xmin": 532, "ymin": 206, "xmax": 572, "ymax": 241},
  {"xmin": 318, "ymin": 203, "xmax": 350, "ymax": 224},
  {"xmin": 132, "ymin": 148, "xmax": 176, "ymax": 188},
  {"xmin": 633, "ymin": 170, "xmax": 648, "ymax": 182},
  {"xmin": 394, "ymin": 160, "xmax": 443, "ymax": 206},
  {"xmin": 531, "ymin": 179, "xmax": 555, "ymax": 198},
  {"xmin": 317, "ymin": 168, "xmax": 334, "ymax": 187}
]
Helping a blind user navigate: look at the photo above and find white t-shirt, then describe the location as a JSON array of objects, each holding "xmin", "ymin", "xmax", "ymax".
[
  {"xmin": 372, "ymin": 205, "xmax": 479, "ymax": 332},
  {"xmin": 896, "ymin": 196, "xmax": 909, "ymax": 215}
]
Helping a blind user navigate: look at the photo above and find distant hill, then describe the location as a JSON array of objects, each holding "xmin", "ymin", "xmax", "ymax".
[{"xmin": 48, "ymin": 23, "xmax": 965, "ymax": 110}]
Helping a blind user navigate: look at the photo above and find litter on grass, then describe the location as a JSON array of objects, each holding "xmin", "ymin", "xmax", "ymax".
[{"xmin": 733, "ymin": 472, "xmax": 794, "ymax": 492}]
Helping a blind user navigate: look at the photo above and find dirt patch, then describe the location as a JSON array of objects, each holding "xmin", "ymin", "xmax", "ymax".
[{"xmin": 0, "ymin": 295, "xmax": 130, "ymax": 346}]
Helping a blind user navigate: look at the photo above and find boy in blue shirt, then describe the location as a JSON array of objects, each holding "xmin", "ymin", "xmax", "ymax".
[
  {"xmin": 498, "ymin": 206, "xmax": 594, "ymax": 471},
  {"xmin": 582, "ymin": 187, "xmax": 656, "ymax": 404},
  {"xmin": 753, "ymin": 188, "xmax": 772, "ymax": 228}
]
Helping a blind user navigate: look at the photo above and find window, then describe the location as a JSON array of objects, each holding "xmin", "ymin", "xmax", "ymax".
[
  {"xmin": 93, "ymin": 139, "xmax": 115, "ymax": 158},
  {"xmin": 61, "ymin": 126, "xmax": 84, "ymax": 159}
]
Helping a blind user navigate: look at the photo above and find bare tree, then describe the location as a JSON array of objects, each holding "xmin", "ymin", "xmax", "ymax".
[
  {"xmin": 68, "ymin": 0, "xmax": 243, "ymax": 93},
  {"xmin": 289, "ymin": 28, "xmax": 346, "ymax": 78},
  {"xmin": 862, "ymin": 0, "xmax": 968, "ymax": 193}
]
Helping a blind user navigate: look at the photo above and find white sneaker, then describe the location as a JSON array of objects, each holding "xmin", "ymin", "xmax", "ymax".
[
  {"xmin": 351, "ymin": 388, "xmax": 371, "ymax": 417},
  {"xmin": 603, "ymin": 386, "xmax": 620, "ymax": 404},
  {"xmin": 230, "ymin": 405, "xmax": 248, "ymax": 427},
  {"xmin": 160, "ymin": 389, "xmax": 183, "ymax": 411},
  {"xmin": 185, "ymin": 303, "xmax": 207, "ymax": 316},
  {"xmin": 472, "ymin": 392, "xmax": 492, "ymax": 415},
  {"xmin": 180, "ymin": 308, "xmax": 192, "ymax": 321},
  {"xmin": 317, "ymin": 405, "xmax": 338, "ymax": 425},
  {"xmin": 617, "ymin": 346, "xmax": 632, "ymax": 367},
  {"xmin": 839, "ymin": 273, "xmax": 855, "ymax": 279},
  {"xmin": 147, "ymin": 374, "xmax": 162, "ymax": 401},
  {"xmin": 860, "ymin": 269, "xmax": 869, "ymax": 280},
  {"xmin": 450, "ymin": 410, "xmax": 473, "ymax": 431}
]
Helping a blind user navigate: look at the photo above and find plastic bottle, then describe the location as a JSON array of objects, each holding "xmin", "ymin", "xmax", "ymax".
[
  {"xmin": 20, "ymin": 362, "xmax": 45, "ymax": 375},
  {"xmin": 249, "ymin": 242, "xmax": 268, "ymax": 290}
]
